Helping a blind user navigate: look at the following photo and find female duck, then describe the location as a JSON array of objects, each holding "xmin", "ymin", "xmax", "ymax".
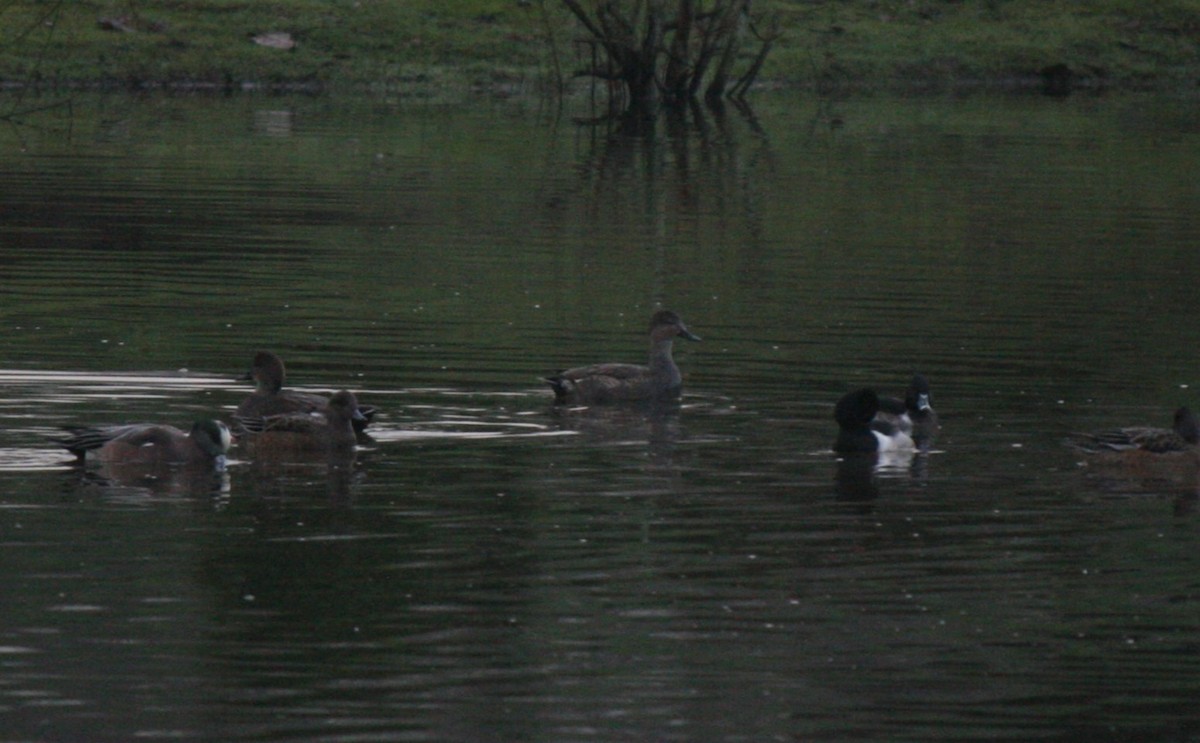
[
  {"xmin": 240, "ymin": 389, "xmax": 365, "ymax": 458},
  {"xmin": 544, "ymin": 310, "xmax": 701, "ymax": 405},
  {"xmin": 834, "ymin": 388, "xmax": 915, "ymax": 454},
  {"xmin": 1066, "ymin": 406, "xmax": 1199, "ymax": 455},
  {"xmin": 236, "ymin": 351, "xmax": 375, "ymax": 433},
  {"xmin": 56, "ymin": 419, "xmax": 232, "ymax": 468}
]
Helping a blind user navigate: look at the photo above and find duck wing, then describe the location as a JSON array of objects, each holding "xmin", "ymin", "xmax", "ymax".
[
  {"xmin": 545, "ymin": 363, "xmax": 649, "ymax": 403},
  {"xmin": 55, "ymin": 424, "xmax": 180, "ymax": 458},
  {"xmin": 236, "ymin": 389, "xmax": 325, "ymax": 417},
  {"xmin": 557, "ymin": 362, "xmax": 647, "ymax": 381},
  {"xmin": 1068, "ymin": 426, "xmax": 1191, "ymax": 454},
  {"xmin": 1122, "ymin": 426, "xmax": 1193, "ymax": 453},
  {"xmin": 259, "ymin": 411, "xmax": 330, "ymax": 435}
]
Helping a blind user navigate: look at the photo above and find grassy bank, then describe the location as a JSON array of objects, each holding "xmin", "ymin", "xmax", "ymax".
[{"xmin": 3, "ymin": 1, "xmax": 1199, "ymax": 94}]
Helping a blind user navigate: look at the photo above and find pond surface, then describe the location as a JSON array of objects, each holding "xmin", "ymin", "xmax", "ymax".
[{"xmin": 2, "ymin": 90, "xmax": 1200, "ymax": 742}]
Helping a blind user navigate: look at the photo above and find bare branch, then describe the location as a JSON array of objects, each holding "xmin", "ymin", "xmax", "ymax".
[{"xmin": 557, "ymin": 0, "xmax": 778, "ymax": 110}]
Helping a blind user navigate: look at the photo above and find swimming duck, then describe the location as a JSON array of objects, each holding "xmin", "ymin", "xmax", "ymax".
[
  {"xmin": 544, "ymin": 309, "xmax": 700, "ymax": 405},
  {"xmin": 239, "ymin": 389, "xmax": 365, "ymax": 457},
  {"xmin": 236, "ymin": 351, "xmax": 375, "ymax": 433},
  {"xmin": 1066, "ymin": 406, "xmax": 1200, "ymax": 455},
  {"xmin": 877, "ymin": 373, "xmax": 939, "ymax": 444},
  {"xmin": 834, "ymin": 388, "xmax": 915, "ymax": 454},
  {"xmin": 56, "ymin": 419, "xmax": 232, "ymax": 468}
]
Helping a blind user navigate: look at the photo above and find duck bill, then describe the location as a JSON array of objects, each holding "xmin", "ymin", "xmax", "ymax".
[{"xmin": 679, "ymin": 328, "xmax": 702, "ymax": 342}]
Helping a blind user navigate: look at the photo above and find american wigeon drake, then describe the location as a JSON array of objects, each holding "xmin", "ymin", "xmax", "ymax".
[
  {"xmin": 239, "ymin": 389, "xmax": 365, "ymax": 457},
  {"xmin": 55, "ymin": 419, "xmax": 232, "ymax": 468},
  {"xmin": 877, "ymin": 373, "xmax": 939, "ymax": 444},
  {"xmin": 544, "ymin": 309, "xmax": 701, "ymax": 405},
  {"xmin": 1066, "ymin": 406, "xmax": 1200, "ymax": 455},
  {"xmin": 834, "ymin": 388, "xmax": 915, "ymax": 454},
  {"xmin": 236, "ymin": 351, "xmax": 375, "ymax": 434}
]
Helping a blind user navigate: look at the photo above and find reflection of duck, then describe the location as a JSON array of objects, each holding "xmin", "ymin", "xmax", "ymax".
[
  {"xmin": 71, "ymin": 465, "xmax": 230, "ymax": 499},
  {"xmin": 549, "ymin": 400, "xmax": 683, "ymax": 463},
  {"xmin": 55, "ymin": 419, "xmax": 231, "ymax": 468},
  {"xmin": 877, "ymin": 374, "xmax": 939, "ymax": 446},
  {"xmin": 834, "ymin": 453, "xmax": 881, "ymax": 501},
  {"xmin": 833, "ymin": 388, "xmax": 915, "ymax": 454},
  {"xmin": 236, "ymin": 351, "xmax": 375, "ymax": 434},
  {"xmin": 544, "ymin": 310, "xmax": 700, "ymax": 405},
  {"xmin": 239, "ymin": 389, "xmax": 364, "ymax": 460}
]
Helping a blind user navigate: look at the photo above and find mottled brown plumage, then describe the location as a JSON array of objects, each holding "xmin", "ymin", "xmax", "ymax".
[
  {"xmin": 236, "ymin": 351, "xmax": 375, "ymax": 433},
  {"xmin": 1066, "ymin": 406, "xmax": 1200, "ymax": 454},
  {"xmin": 239, "ymin": 389, "xmax": 364, "ymax": 458}
]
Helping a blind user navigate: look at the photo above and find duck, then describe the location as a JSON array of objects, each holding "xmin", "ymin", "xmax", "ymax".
[
  {"xmin": 877, "ymin": 373, "xmax": 939, "ymax": 444},
  {"xmin": 55, "ymin": 419, "xmax": 232, "ymax": 468},
  {"xmin": 544, "ymin": 309, "xmax": 700, "ymax": 405},
  {"xmin": 239, "ymin": 389, "xmax": 365, "ymax": 457},
  {"xmin": 834, "ymin": 388, "xmax": 915, "ymax": 454},
  {"xmin": 236, "ymin": 351, "xmax": 375, "ymax": 434},
  {"xmin": 1066, "ymin": 406, "xmax": 1200, "ymax": 455}
]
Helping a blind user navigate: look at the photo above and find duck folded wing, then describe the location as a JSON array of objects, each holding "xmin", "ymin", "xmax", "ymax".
[
  {"xmin": 260, "ymin": 411, "xmax": 330, "ymax": 435},
  {"xmin": 56, "ymin": 423, "xmax": 162, "ymax": 456},
  {"xmin": 237, "ymin": 389, "xmax": 328, "ymax": 418},
  {"xmin": 546, "ymin": 363, "xmax": 654, "ymax": 403},
  {"xmin": 236, "ymin": 408, "xmax": 360, "ymax": 437},
  {"xmin": 559, "ymin": 362, "xmax": 647, "ymax": 382},
  {"xmin": 1070, "ymin": 426, "xmax": 1192, "ymax": 454}
]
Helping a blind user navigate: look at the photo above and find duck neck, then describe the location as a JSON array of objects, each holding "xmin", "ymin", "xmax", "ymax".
[
  {"xmin": 648, "ymin": 338, "xmax": 680, "ymax": 382},
  {"xmin": 325, "ymin": 408, "xmax": 358, "ymax": 441},
  {"xmin": 257, "ymin": 377, "xmax": 282, "ymax": 395}
]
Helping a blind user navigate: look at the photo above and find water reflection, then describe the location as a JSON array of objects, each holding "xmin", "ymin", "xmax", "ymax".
[
  {"xmin": 64, "ymin": 464, "xmax": 232, "ymax": 502},
  {"xmin": 549, "ymin": 401, "xmax": 685, "ymax": 465},
  {"xmin": 574, "ymin": 98, "xmax": 774, "ymax": 297},
  {"xmin": 238, "ymin": 454, "xmax": 362, "ymax": 503},
  {"xmin": 833, "ymin": 448, "xmax": 935, "ymax": 502},
  {"xmin": 833, "ymin": 451, "xmax": 883, "ymax": 500},
  {"xmin": 2, "ymin": 93, "xmax": 1200, "ymax": 742},
  {"xmin": 1072, "ymin": 451, "xmax": 1200, "ymax": 500}
]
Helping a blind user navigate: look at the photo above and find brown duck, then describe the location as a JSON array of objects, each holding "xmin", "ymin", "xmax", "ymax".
[
  {"xmin": 239, "ymin": 389, "xmax": 365, "ymax": 458},
  {"xmin": 1066, "ymin": 406, "xmax": 1200, "ymax": 454},
  {"xmin": 236, "ymin": 351, "xmax": 375, "ymax": 434},
  {"xmin": 544, "ymin": 310, "xmax": 700, "ymax": 405}
]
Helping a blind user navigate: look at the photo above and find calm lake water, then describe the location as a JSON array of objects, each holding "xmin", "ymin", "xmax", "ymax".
[{"xmin": 2, "ymin": 89, "xmax": 1200, "ymax": 742}]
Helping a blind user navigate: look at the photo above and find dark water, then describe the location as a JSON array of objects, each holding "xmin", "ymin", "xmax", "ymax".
[{"xmin": 2, "ymin": 91, "xmax": 1200, "ymax": 742}]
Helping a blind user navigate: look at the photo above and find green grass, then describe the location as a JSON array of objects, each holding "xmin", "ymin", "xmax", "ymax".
[
  {"xmin": 772, "ymin": 0, "xmax": 1200, "ymax": 90},
  {"xmin": 1, "ymin": 0, "xmax": 1199, "ymax": 93},
  {"xmin": 0, "ymin": 0, "xmax": 545, "ymax": 91}
]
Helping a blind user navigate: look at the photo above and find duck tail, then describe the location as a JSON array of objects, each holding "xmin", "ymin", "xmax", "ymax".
[
  {"xmin": 53, "ymin": 427, "xmax": 100, "ymax": 459},
  {"xmin": 1063, "ymin": 432, "xmax": 1127, "ymax": 454}
]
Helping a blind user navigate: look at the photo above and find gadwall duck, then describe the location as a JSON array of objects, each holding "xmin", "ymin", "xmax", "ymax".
[
  {"xmin": 239, "ymin": 389, "xmax": 364, "ymax": 457},
  {"xmin": 544, "ymin": 309, "xmax": 700, "ymax": 405},
  {"xmin": 877, "ymin": 373, "xmax": 939, "ymax": 444},
  {"xmin": 56, "ymin": 419, "xmax": 232, "ymax": 468},
  {"xmin": 1066, "ymin": 406, "xmax": 1200, "ymax": 455},
  {"xmin": 236, "ymin": 351, "xmax": 375, "ymax": 433},
  {"xmin": 834, "ymin": 388, "xmax": 915, "ymax": 454}
]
